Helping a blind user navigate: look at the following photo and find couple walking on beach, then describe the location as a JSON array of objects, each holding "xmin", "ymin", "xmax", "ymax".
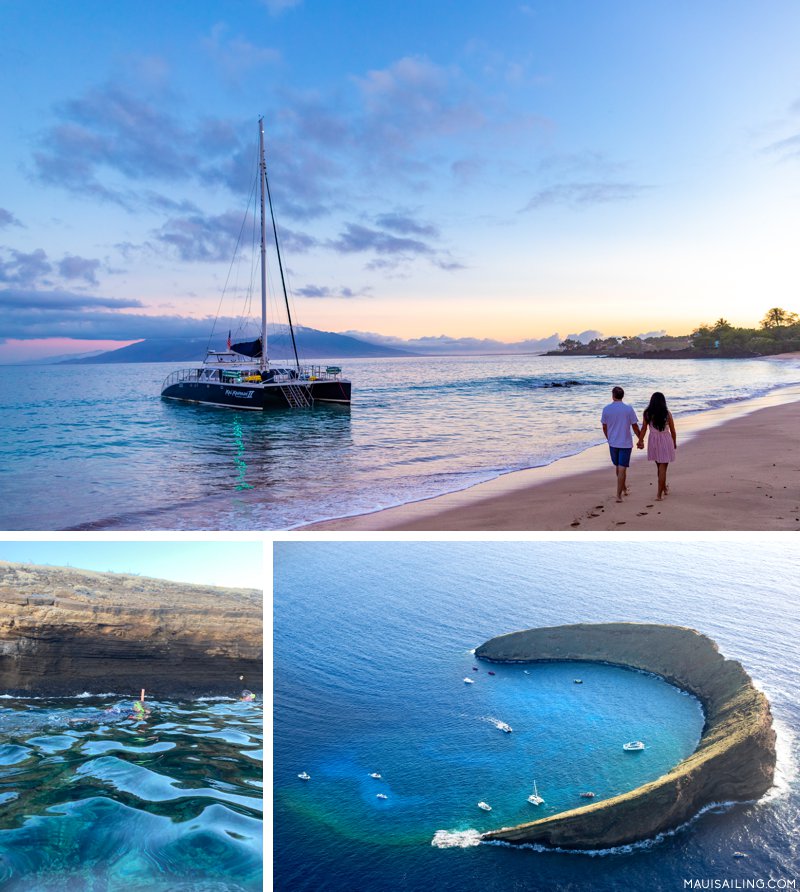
[{"xmin": 601, "ymin": 386, "xmax": 677, "ymax": 503}]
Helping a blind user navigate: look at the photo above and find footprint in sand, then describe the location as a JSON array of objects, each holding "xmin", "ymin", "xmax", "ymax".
[
  {"xmin": 588, "ymin": 512, "xmax": 600, "ymax": 518},
  {"xmin": 637, "ymin": 512, "xmax": 648, "ymax": 516},
  {"xmin": 615, "ymin": 521, "xmax": 626, "ymax": 526},
  {"xmin": 570, "ymin": 521, "xmax": 581, "ymax": 527},
  {"xmin": 594, "ymin": 505, "xmax": 604, "ymax": 510},
  {"xmin": 646, "ymin": 504, "xmax": 654, "ymax": 508}
]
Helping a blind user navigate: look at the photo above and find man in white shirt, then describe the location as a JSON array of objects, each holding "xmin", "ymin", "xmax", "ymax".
[{"xmin": 600, "ymin": 386, "xmax": 642, "ymax": 502}]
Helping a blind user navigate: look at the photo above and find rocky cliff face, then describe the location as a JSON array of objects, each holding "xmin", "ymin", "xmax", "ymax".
[
  {"xmin": 475, "ymin": 623, "xmax": 775, "ymax": 850},
  {"xmin": 0, "ymin": 561, "xmax": 262, "ymax": 698}
]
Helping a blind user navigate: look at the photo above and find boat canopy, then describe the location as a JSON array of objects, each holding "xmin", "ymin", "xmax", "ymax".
[{"xmin": 231, "ymin": 337, "xmax": 263, "ymax": 359}]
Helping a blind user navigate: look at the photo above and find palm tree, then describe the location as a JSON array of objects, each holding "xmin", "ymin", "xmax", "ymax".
[{"xmin": 761, "ymin": 307, "xmax": 797, "ymax": 328}]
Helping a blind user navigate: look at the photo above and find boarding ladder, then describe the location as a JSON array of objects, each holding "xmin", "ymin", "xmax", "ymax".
[{"xmin": 280, "ymin": 383, "xmax": 313, "ymax": 408}]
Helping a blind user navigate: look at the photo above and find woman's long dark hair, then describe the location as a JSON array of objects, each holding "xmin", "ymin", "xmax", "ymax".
[{"xmin": 644, "ymin": 392, "xmax": 669, "ymax": 431}]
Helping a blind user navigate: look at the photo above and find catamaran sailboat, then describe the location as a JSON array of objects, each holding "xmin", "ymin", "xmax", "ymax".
[
  {"xmin": 161, "ymin": 118, "xmax": 352, "ymax": 410},
  {"xmin": 527, "ymin": 780, "xmax": 544, "ymax": 805}
]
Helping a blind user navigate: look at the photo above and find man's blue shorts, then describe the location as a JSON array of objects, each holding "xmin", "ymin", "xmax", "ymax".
[{"xmin": 609, "ymin": 446, "xmax": 632, "ymax": 468}]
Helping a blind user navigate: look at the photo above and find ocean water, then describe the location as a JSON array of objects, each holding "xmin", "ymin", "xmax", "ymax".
[
  {"xmin": 0, "ymin": 696, "xmax": 263, "ymax": 890},
  {"xmin": 274, "ymin": 541, "xmax": 799, "ymax": 891},
  {"xmin": 2, "ymin": 355, "xmax": 800, "ymax": 530}
]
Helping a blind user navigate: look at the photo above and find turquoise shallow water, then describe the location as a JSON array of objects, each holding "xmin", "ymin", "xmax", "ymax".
[
  {"xmin": 274, "ymin": 541, "xmax": 800, "ymax": 891},
  {"xmin": 1, "ymin": 354, "xmax": 799, "ymax": 529},
  {"xmin": 285, "ymin": 659, "xmax": 702, "ymax": 848},
  {"xmin": 0, "ymin": 697, "xmax": 263, "ymax": 890}
]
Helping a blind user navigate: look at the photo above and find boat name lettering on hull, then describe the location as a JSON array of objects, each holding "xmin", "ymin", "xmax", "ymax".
[{"xmin": 225, "ymin": 389, "xmax": 255, "ymax": 399}]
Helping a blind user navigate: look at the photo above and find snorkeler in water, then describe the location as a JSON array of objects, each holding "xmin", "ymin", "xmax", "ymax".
[
  {"xmin": 240, "ymin": 690, "xmax": 256, "ymax": 702},
  {"xmin": 130, "ymin": 688, "xmax": 152, "ymax": 720}
]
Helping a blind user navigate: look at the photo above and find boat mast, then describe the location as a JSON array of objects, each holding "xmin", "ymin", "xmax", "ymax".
[
  {"xmin": 258, "ymin": 118, "xmax": 269, "ymax": 370},
  {"xmin": 260, "ymin": 117, "xmax": 302, "ymax": 371}
]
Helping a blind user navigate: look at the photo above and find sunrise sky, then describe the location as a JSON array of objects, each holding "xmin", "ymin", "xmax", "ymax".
[{"xmin": 2, "ymin": 1, "xmax": 800, "ymax": 361}]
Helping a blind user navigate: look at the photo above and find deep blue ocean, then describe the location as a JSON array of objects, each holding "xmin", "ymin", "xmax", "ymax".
[
  {"xmin": 274, "ymin": 541, "xmax": 799, "ymax": 891},
  {"xmin": 2, "ymin": 355, "xmax": 799, "ymax": 530}
]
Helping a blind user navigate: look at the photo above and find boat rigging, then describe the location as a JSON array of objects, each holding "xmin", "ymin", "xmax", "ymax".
[{"xmin": 161, "ymin": 117, "xmax": 352, "ymax": 410}]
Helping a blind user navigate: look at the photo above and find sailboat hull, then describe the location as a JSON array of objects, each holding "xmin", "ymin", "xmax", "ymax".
[{"xmin": 161, "ymin": 378, "xmax": 351, "ymax": 409}]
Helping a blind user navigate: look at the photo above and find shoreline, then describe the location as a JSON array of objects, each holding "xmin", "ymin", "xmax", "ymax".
[{"xmin": 303, "ymin": 379, "xmax": 800, "ymax": 532}]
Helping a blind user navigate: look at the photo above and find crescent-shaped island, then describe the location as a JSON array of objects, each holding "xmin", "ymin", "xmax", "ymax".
[{"xmin": 474, "ymin": 622, "xmax": 775, "ymax": 850}]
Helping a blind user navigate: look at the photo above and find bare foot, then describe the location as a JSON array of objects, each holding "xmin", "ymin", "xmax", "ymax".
[
  {"xmin": 656, "ymin": 495, "xmax": 663, "ymax": 501},
  {"xmin": 616, "ymin": 498, "xmax": 623, "ymax": 503}
]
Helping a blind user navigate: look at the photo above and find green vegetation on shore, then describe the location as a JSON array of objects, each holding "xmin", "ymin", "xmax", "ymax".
[{"xmin": 552, "ymin": 307, "xmax": 800, "ymax": 358}]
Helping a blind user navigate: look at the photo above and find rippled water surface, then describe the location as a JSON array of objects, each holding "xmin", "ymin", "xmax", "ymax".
[
  {"xmin": 2, "ymin": 355, "xmax": 799, "ymax": 529},
  {"xmin": 0, "ymin": 697, "xmax": 263, "ymax": 890},
  {"xmin": 274, "ymin": 541, "xmax": 799, "ymax": 891}
]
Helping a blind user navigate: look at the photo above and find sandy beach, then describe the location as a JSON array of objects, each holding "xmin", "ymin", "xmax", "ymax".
[{"xmin": 304, "ymin": 372, "xmax": 800, "ymax": 532}]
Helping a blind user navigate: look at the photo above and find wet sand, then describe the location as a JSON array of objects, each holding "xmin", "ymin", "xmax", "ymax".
[{"xmin": 303, "ymin": 378, "xmax": 800, "ymax": 532}]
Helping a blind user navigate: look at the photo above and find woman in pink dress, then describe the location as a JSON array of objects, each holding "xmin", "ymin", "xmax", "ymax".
[{"xmin": 637, "ymin": 392, "xmax": 677, "ymax": 500}]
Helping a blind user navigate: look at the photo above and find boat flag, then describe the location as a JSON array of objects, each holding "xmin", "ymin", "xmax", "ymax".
[{"xmin": 227, "ymin": 330, "xmax": 232, "ymax": 350}]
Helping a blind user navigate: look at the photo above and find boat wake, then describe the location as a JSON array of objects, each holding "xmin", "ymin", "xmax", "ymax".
[{"xmin": 480, "ymin": 715, "xmax": 512, "ymax": 732}]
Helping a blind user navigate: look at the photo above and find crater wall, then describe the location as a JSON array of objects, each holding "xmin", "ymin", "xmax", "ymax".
[{"xmin": 0, "ymin": 561, "xmax": 262, "ymax": 698}]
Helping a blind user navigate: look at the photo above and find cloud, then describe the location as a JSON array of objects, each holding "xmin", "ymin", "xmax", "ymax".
[
  {"xmin": 31, "ymin": 84, "xmax": 248, "ymax": 208},
  {"xmin": 0, "ymin": 247, "xmax": 110, "ymax": 289},
  {"xmin": 0, "ymin": 248, "xmax": 52, "ymax": 286},
  {"xmin": 374, "ymin": 212, "xmax": 438, "ymax": 237},
  {"xmin": 1, "ymin": 289, "xmax": 142, "ymax": 311},
  {"xmin": 762, "ymin": 132, "xmax": 800, "ymax": 163},
  {"xmin": 450, "ymin": 157, "xmax": 485, "ymax": 185},
  {"xmin": 352, "ymin": 56, "xmax": 487, "ymax": 163},
  {"xmin": 259, "ymin": 0, "xmax": 302, "ymax": 14},
  {"xmin": 294, "ymin": 284, "xmax": 365, "ymax": 299},
  {"xmin": 326, "ymin": 214, "xmax": 462, "ymax": 271},
  {"xmin": 0, "ymin": 208, "xmax": 22, "ymax": 229},
  {"xmin": 0, "ymin": 286, "xmax": 231, "ymax": 340},
  {"xmin": 566, "ymin": 330, "xmax": 604, "ymax": 344},
  {"xmin": 32, "ymin": 87, "xmax": 192, "ymax": 201},
  {"xmin": 152, "ymin": 207, "xmax": 319, "ymax": 263},
  {"xmin": 520, "ymin": 181, "xmax": 651, "ymax": 211},
  {"xmin": 154, "ymin": 210, "xmax": 250, "ymax": 262},
  {"xmin": 202, "ymin": 23, "xmax": 281, "ymax": 85},
  {"xmin": 57, "ymin": 255, "xmax": 101, "ymax": 285},
  {"xmin": 328, "ymin": 222, "xmax": 434, "ymax": 258}
]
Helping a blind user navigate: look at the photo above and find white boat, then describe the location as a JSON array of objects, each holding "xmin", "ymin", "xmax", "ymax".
[
  {"xmin": 623, "ymin": 741, "xmax": 646, "ymax": 751},
  {"xmin": 477, "ymin": 801, "xmax": 492, "ymax": 811},
  {"xmin": 369, "ymin": 773, "xmax": 382, "ymax": 779},
  {"xmin": 161, "ymin": 117, "xmax": 351, "ymax": 410},
  {"xmin": 463, "ymin": 677, "xmax": 475, "ymax": 684},
  {"xmin": 376, "ymin": 793, "xmax": 388, "ymax": 800},
  {"xmin": 495, "ymin": 721, "xmax": 513, "ymax": 733},
  {"xmin": 527, "ymin": 780, "xmax": 544, "ymax": 805},
  {"xmin": 298, "ymin": 771, "xmax": 311, "ymax": 780}
]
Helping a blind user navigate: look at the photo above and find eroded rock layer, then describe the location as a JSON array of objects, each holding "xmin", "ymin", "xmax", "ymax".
[
  {"xmin": 475, "ymin": 622, "xmax": 775, "ymax": 850},
  {"xmin": 0, "ymin": 561, "xmax": 262, "ymax": 698}
]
